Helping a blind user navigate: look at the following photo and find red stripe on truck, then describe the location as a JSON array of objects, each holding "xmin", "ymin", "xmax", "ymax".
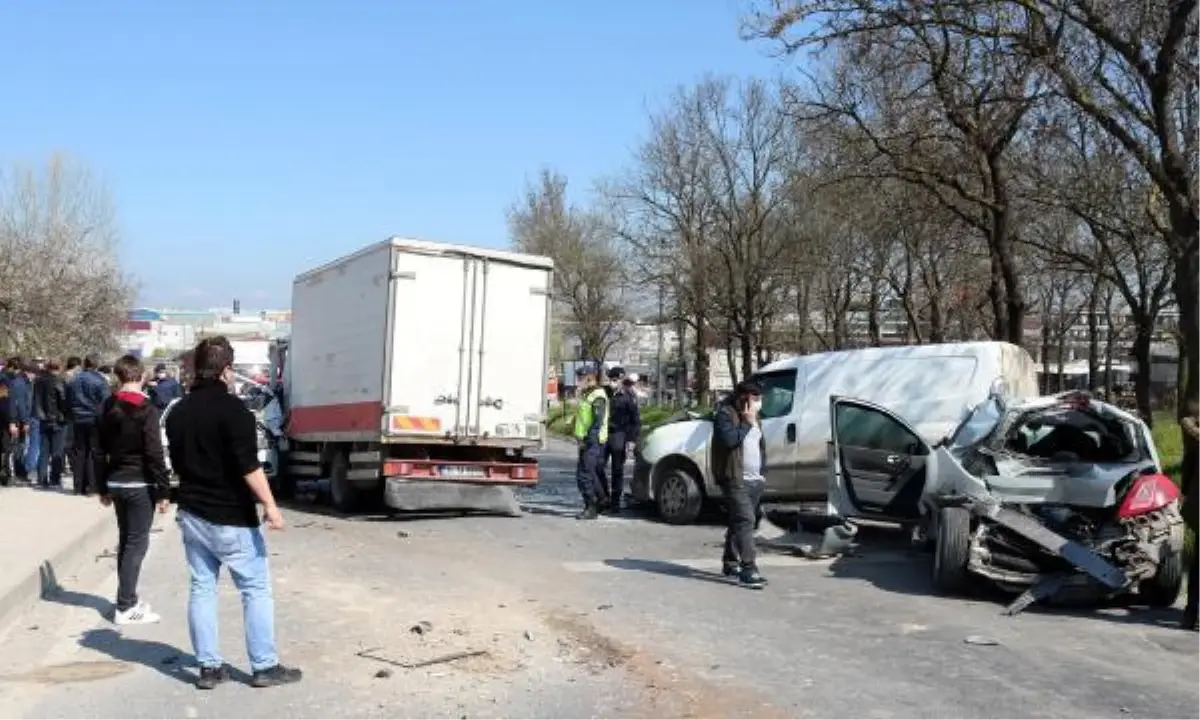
[{"xmin": 289, "ymin": 401, "xmax": 382, "ymax": 434}]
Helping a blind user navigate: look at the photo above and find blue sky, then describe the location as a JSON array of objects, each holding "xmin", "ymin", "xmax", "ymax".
[{"xmin": 0, "ymin": 1, "xmax": 787, "ymax": 309}]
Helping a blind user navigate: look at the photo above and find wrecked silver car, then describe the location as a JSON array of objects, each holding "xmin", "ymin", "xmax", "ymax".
[{"xmin": 826, "ymin": 391, "xmax": 1185, "ymax": 614}]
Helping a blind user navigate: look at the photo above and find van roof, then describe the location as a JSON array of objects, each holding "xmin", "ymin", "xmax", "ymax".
[{"xmin": 757, "ymin": 341, "xmax": 1026, "ymax": 374}]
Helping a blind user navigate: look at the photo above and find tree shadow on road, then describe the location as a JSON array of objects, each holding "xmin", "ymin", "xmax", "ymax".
[
  {"xmin": 601, "ymin": 558, "xmax": 735, "ymax": 587},
  {"xmin": 77, "ymin": 628, "xmax": 253, "ymax": 686}
]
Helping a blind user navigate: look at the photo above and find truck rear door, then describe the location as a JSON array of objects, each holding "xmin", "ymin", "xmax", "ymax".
[
  {"xmin": 385, "ymin": 248, "xmax": 470, "ymax": 438},
  {"xmin": 468, "ymin": 258, "xmax": 551, "ymax": 442}
]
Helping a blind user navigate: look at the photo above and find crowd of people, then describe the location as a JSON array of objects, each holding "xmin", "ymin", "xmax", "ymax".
[
  {"xmin": 0, "ymin": 339, "xmax": 301, "ymax": 688},
  {"xmin": 0, "ymin": 354, "xmax": 182, "ymax": 490}
]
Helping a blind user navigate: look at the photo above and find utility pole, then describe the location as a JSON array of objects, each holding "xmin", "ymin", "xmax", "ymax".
[{"xmin": 655, "ymin": 282, "xmax": 665, "ymax": 405}]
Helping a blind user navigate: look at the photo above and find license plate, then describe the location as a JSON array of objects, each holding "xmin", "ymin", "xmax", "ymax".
[{"xmin": 437, "ymin": 465, "xmax": 486, "ymax": 479}]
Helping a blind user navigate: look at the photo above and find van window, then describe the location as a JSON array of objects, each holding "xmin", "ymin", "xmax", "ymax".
[
  {"xmin": 751, "ymin": 369, "xmax": 798, "ymax": 420},
  {"xmin": 836, "ymin": 403, "xmax": 924, "ymax": 454}
]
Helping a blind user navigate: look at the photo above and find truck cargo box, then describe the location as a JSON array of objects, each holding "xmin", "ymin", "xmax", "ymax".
[{"xmin": 286, "ymin": 238, "xmax": 553, "ymax": 449}]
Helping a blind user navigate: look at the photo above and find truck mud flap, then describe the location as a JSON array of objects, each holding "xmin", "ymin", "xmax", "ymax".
[{"xmin": 987, "ymin": 507, "xmax": 1128, "ymax": 591}]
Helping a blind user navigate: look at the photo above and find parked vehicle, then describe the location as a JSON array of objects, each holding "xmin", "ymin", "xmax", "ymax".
[
  {"xmin": 826, "ymin": 390, "xmax": 1183, "ymax": 613},
  {"xmin": 271, "ymin": 237, "xmax": 554, "ymax": 512},
  {"xmin": 632, "ymin": 341, "xmax": 1039, "ymax": 525}
]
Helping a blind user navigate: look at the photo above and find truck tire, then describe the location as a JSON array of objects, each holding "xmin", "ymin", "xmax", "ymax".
[
  {"xmin": 656, "ymin": 467, "xmax": 703, "ymax": 525},
  {"xmin": 932, "ymin": 506, "xmax": 972, "ymax": 594},
  {"xmin": 1140, "ymin": 542, "xmax": 1184, "ymax": 608},
  {"xmin": 329, "ymin": 451, "xmax": 360, "ymax": 513}
]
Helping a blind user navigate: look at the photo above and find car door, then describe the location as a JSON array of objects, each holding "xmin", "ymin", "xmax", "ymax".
[{"xmin": 827, "ymin": 395, "xmax": 930, "ymax": 522}]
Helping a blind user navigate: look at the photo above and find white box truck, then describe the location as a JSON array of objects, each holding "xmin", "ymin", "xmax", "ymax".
[{"xmin": 275, "ymin": 237, "xmax": 554, "ymax": 512}]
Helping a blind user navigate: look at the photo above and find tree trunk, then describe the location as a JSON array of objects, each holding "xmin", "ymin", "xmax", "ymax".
[
  {"xmin": 1056, "ymin": 333, "xmax": 1067, "ymax": 391},
  {"xmin": 867, "ymin": 283, "xmax": 882, "ymax": 347},
  {"xmin": 725, "ymin": 340, "xmax": 738, "ymax": 388},
  {"xmin": 1171, "ymin": 247, "xmax": 1200, "ymax": 494},
  {"xmin": 1132, "ymin": 322, "xmax": 1155, "ymax": 426},
  {"xmin": 1040, "ymin": 318, "xmax": 1052, "ymax": 394},
  {"xmin": 928, "ymin": 298, "xmax": 945, "ymax": 344},
  {"xmin": 1086, "ymin": 284, "xmax": 1101, "ymax": 392},
  {"xmin": 740, "ymin": 332, "xmax": 754, "ymax": 383},
  {"xmin": 795, "ymin": 281, "xmax": 812, "ymax": 354},
  {"xmin": 989, "ymin": 157, "xmax": 1025, "ymax": 345},
  {"xmin": 691, "ymin": 313, "xmax": 709, "ymax": 399}
]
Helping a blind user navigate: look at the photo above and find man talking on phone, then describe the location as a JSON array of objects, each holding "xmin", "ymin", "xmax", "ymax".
[
  {"xmin": 165, "ymin": 336, "xmax": 302, "ymax": 690},
  {"xmin": 712, "ymin": 380, "xmax": 768, "ymax": 590}
]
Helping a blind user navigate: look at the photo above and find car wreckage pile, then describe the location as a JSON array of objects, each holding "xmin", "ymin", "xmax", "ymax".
[{"xmin": 827, "ymin": 392, "xmax": 1185, "ymax": 616}]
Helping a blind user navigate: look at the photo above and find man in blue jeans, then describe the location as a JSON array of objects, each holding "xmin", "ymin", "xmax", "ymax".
[{"xmin": 165, "ymin": 336, "xmax": 301, "ymax": 690}]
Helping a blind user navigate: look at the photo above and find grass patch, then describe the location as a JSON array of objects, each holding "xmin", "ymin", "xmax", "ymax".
[
  {"xmin": 1152, "ymin": 412, "xmax": 1184, "ymax": 483},
  {"xmin": 546, "ymin": 402, "xmax": 699, "ymax": 438}
]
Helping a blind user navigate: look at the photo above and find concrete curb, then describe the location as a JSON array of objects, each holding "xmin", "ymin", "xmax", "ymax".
[{"xmin": 0, "ymin": 509, "xmax": 113, "ymax": 630}]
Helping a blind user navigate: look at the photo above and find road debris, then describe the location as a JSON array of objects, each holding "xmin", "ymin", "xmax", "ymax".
[
  {"xmin": 355, "ymin": 647, "xmax": 488, "ymax": 669},
  {"xmin": 596, "ymin": 604, "xmax": 613, "ymax": 611},
  {"xmin": 94, "ymin": 549, "xmax": 117, "ymax": 562},
  {"xmin": 523, "ymin": 630, "xmax": 533, "ymax": 641},
  {"xmin": 410, "ymin": 620, "xmax": 433, "ymax": 635},
  {"xmin": 396, "ymin": 530, "xmax": 410, "ymax": 538},
  {"xmin": 964, "ymin": 635, "xmax": 1000, "ymax": 646},
  {"xmin": 374, "ymin": 668, "xmax": 393, "ymax": 679}
]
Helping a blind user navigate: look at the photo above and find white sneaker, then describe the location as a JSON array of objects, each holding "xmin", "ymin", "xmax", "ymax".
[{"xmin": 114, "ymin": 602, "xmax": 161, "ymax": 625}]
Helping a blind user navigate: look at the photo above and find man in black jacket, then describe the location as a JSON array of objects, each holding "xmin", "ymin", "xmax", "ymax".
[
  {"xmin": 33, "ymin": 361, "xmax": 72, "ymax": 488},
  {"xmin": 597, "ymin": 366, "xmax": 641, "ymax": 515},
  {"xmin": 166, "ymin": 336, "xmax": 301, "ymax": 690},
  {"xmin": 712, "ymin": 380, "xmax": 767, "ymax": 590},
  {"xmin": 67, "ymin": 354, "xmax": 111, "ymax": 495}
]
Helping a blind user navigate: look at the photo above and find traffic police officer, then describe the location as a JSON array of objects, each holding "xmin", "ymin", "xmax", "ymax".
[
  {"xmin": 573, "ymin": 365, "xmax": 610, "ymax": 520},
  {"xmin": 598, "ymin": 366, "xmax": 641, "ymax": 515}
]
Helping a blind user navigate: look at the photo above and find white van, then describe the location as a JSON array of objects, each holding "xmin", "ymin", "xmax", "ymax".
[{"xmin": 631, "ymin": 341, "xmax": 1039, "ymax": 524}]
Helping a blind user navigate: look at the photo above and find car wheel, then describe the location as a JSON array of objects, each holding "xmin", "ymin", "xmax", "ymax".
[
  {"xmin": 932, "ymin": 506, "xmax": 972, "ymax": 594},
  {"xmin": 656, "ymin": 467, "xmax": 703, "ymax": 525},
  {"xmin": 1139, "ymin": 542, "xmax": 1184, "ymax": 608},
  {"xmin": 329, "ymin": 452, "xmax": 359, "ymax": 513}
]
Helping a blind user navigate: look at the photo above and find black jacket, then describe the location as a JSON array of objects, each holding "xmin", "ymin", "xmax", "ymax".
[
  {"xmin": 711, "ymin": 399, "xmax": 767, "ymax": 486},
  {"xmin": 34, "ymin": 372, "xmax": 72, "ymax": 425},
  {"xmin": 608, "ymin": 386, "xmax": 642, "ymax": 440},
  {"xmin": 97, "ymin": 391, "xmax": 171, "ymax": 501},
  {"xmin": 165, "ymin": 379, "xmax": 262, "ymax": 527}
]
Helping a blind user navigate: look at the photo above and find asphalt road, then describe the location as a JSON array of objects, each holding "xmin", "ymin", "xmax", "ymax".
[{"xmin": 0, "ymin": 440, "xmax": 1196, "ymax": 719}]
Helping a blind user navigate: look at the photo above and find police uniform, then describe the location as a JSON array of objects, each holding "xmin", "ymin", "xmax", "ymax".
[{"xmin": 573, "ymin": 378, "xmax": 610, "ymax": 520}]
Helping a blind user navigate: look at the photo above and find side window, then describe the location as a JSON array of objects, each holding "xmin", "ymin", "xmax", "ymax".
[
  {"xmin": 836, "ymin": 404, "xmax": 924, "ymax": 455},
  {"xmin": 752, "ymin": 370, "xmax": 798, "ymax": 420}
]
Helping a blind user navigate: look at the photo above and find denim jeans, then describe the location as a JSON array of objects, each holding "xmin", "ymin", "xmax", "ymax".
[
  {"xmin": 178, "ymin": 510, "xmax": 279, "ymax": 672},
  {"xmin": 24, "ymin": 418, "xmax": 40, "ymax": 479},
  {"xmin": 38, "ymin": 423, "xmax": 67, "ymax": 486}
]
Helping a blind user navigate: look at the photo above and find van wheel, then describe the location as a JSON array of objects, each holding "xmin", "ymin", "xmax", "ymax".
[
  {"xmin": 932, "ymin": 507, "xmax": 972, "ymax": 594},
  {"xmin": 656, "ymin": 468, "xmax": 703, "ymax": 525},
  {"xmin": 329, "ymin": 452, "xmax": 359, "ymax": 513}
]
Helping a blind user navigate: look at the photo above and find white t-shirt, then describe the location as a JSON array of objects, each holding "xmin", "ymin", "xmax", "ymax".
[{"xmin": 742, "ymin": 425, "xmax": 764, "ymax": 483}]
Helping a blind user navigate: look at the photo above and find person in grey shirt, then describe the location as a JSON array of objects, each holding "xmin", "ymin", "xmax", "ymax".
[{"xmin": 712, "ymin": 380, "xmax": 768, "ymax": 589}]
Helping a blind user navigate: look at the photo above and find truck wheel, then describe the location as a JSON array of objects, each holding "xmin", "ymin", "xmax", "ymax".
[
  {"xmin": 932, "ymin": 506, "xmax": 972, "ymax": 594},
  {"xmin": 329, "ymin": 452, "xmax": 360, "ymax": 513},
  {"xmin": 1140, "ymin": 542, "xmax": 1184, "ymax": 608},
  {"xmin": 656, "ymin": 467, "xmax": 703, "ymax": 525}
]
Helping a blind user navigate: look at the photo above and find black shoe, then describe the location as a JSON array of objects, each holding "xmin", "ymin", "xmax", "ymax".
[
  {"xmin": 195, "ymin": 665, "xmax": 228, "ymax": 690},
  {"xmin": 738, "ymin": 570, "xmax": 767, "ymax": 590},
  {"xmin": 576, "ymin": 504, "xmax": 599, "ymax": 520},
  {"xmin": 722, "ymin": 563, "xmax": 740, "ymax": 578},
  {"xmin": 251, "ymin": 664, "xmax": 302, "ymax": 688}
]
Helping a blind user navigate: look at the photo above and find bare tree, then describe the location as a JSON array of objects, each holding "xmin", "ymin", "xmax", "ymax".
[
  {"xmin": 507, "ymin": 169, "xmax": 629, "ymax": 365},
  {"xmin": 0, "ymin": 154, "xmax": 134, "ymax": 357},
  {"xmin": 1023, "ymin": 115, "xmax": 1175, "ymax": 421},
  {"xmin": 747, "ymin": 1, "xmax": 1048, "ymax": 344}
]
